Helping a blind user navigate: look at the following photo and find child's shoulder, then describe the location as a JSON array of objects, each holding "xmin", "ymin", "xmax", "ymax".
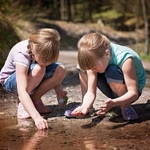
[
  {"xmin": 15, "ymin": 39, "xmax": 28, "ymax": 46},
  {"xmin": 11, "ymin": 40, "xmax": 28, "ymax": 52}
]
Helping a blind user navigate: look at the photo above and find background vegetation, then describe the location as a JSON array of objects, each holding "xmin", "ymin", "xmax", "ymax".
[{"xmin": 0, "ymin": 0, "xmax": 150, "ymax": 68}]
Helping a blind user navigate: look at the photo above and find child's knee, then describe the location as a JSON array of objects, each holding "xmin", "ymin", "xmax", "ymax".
[
  {"xmin": 56, "ymin": 65, "xmax": 66, "ymax": 77},
  {"xmin": 109, "ymin": 82, "xmax": 127, "ymax": 96},
  {"xmin": 105, "ymin": 65, "xmax": 125, "ymax": 84},
  {"xmin": 32, "ymin": 64, "xmax": 45, "ymax": 78},
  {"xmin": 105, "ymin": 65, "xmax": 126, "ymax": 96},
  {"xmin": 105, "ymin": 65, "xmax": 119, "ymax": 77}
]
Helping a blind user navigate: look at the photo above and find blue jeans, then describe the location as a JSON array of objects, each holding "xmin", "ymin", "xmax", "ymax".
[
  {"xmin": 97, "ymin": 64, "xmax": 141, "ymax": 99},
  {"xmin": 3, "ymin": 62, "xmax": 62, "ymax": 95}
]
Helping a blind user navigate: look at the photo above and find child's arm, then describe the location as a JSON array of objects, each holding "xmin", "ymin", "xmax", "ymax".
[
  {"xmin": 16, "ymin": 64, "xmax": 49, "ymax": 130},
  {"xmin": 97, "ymin": 58, "xmax": 139, "ymax": 115},
  {"xmin": 82, "ymin": 70, "xmax": 97, "ymax": 108},
  {"xmin": 112, "ymin": 58, "xmax": 139, "ymax": 105},
  {"xmin": 72, "ymin": 70, "xmax": 97, "ymax": 118}
]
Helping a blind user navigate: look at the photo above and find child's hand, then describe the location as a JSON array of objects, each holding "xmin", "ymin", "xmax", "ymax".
[
  {"xmin": 97, "ymin": 98, "xmax": 113, "ymax": 115},
  {"xmin": 34, "ymin": 116, "xmax": 49, "ymax": 130},
  {"xmin": 72, "ymin": 105, "xmax": 88, "ymax": 118}
]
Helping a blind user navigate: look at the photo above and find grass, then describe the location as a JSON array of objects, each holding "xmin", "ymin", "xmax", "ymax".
[
  {"xmin": 140, "ymin": 53, "xmax": 150, "ymax": 61},
  {"xmin": 93, "ymin": 9, "xmax": 122, "ymax": 20}
]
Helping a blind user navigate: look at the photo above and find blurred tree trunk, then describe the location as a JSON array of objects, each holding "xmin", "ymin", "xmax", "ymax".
[
  {"xmin": 61, "ymin": 0, "xmax": 65, "ymax": 20},
  {"xmin": 53, "ymin": 0, "xmax": 60, "ymax": 19},
  {"xmin": 67, "ymin": 0, "xmax": 72, "ymax": 21},
  {"xmin": 88, "ymin": 0, "xmax": 93, "ymax": 22},
  {"xmin": 134, "ymin": 0, "xmax": 140, "ymax": 53},
  {"xmin": 82, "ymin": 0, "xmax": 85, "ymax": 22},
  {"xmin": 141, "ymin": 0, "xmax": 149, "ymax": 54},
  {"xmin": 70, "ymin": 0, "xmax": 75, "ymax": 21}
]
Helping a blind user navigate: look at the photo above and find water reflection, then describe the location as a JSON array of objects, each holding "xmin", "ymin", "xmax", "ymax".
[
  {"xmin": 0, "ymin": 115, "xmax": 149, "ymax": 150},
  {"xmin": 83, "ymin": 137, "xmax": 97, "ymax": 150},
  {"xmin": 83, "ymin": 137, "xmax": 108, "ymax": 150},
  {"xmin": 17, "ymin": 119, "xmax": 48, "ymax": 150},
  {"xmin": 21, "ymin": 130, "xmax": 48, "ymax": 150}
]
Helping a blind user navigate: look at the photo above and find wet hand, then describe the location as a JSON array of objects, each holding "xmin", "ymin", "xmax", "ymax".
[
  {"xmin": 34, "ymin": 116, "xmax": 49, "ymax": 130},
  {"xmin": 71, "ymin": 106, "xmax": 88, "ymax": 118},
  {"xmin": 97, "ymin": 98, "xmax": 113, "ymax": 115}
]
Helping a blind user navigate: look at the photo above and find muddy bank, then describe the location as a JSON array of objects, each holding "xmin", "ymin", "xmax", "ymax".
[
  {"xmin": 1, "ymin": 83, "xmax": 150, "ymax": 150},
  {"xmin": 0, "ymin": 51, "xmax": 150, "ymax": 150}
]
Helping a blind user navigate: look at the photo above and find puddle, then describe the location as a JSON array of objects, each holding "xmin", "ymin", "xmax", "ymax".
[{"xmin": 0, "ymin": 116, "xmax": 150, "ymax": 150}]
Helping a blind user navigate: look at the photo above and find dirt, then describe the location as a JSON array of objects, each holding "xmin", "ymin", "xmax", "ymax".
[{"xmin": 1, "ymin": 20, "xmax": 150, "ymax": 149}]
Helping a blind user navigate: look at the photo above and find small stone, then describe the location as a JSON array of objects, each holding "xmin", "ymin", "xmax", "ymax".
[{"xmin": 59, "ymin": 96, "xmax": 68, "ymax": 105}]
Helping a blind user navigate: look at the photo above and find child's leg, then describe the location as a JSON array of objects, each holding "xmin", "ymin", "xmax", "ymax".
[
  {"xmin": 27, "ymin": 63, "xmax": 46, "ymax": 94},
  {"xmin": 2, "ymin": 62, "xmax": 45, "ymax": 95},
  {"xmin": 53, "ymin": 65, "xmax": 67, "ymax": 100},
  {"xmin": 104, "ymin": 65, "xmax": 139, "ymax": 120},
  {"xmin": 76, "ymin": 64, "xmax": 88, "ymax": 100},
  {"xmin": 64, "ymin": 66, "xmax": 94, "ymax": 118},
  {"xmin": 97, "ymin": 73, "xmax": 118, "ymax": 99},
  {"xmin": 23, "ymin": 62, "xmax": 50, "ymax": 115},
  {"xmin": 78, "ymin": 70, "xmax": 88, "ymax": 100},
  {"xmin": 105, "ymin": 65, "xmax": 127, "ymax": 95},
  {"xmin": 105, "ymin": 65, "xmax": 129, "ymax": 109},
  {"xmin": 30, "ymin": 63, "xmax": 66, "ymax": 101},
  {"xmin": 2, "ymin": 62, "xmax": 47, "ymax": 117},
  {"xmin": 2, "ymin": 72, "xmax": 18, "ymax": 95}
]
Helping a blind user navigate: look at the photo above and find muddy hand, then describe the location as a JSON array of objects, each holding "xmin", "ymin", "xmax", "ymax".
[
  {"xmin": 97, "ymin": 99, "xmax": 113, "ymax": 115},
  {"xmin": 72, "ymin": 106, "xmax": 88, "ymax": 118},
  {"xmin": 35, "ymin": 116, "xmax": 49, "ymax": 130}
]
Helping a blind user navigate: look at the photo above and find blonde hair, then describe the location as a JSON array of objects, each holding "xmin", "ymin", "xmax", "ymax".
[
  {"xmin": 27, "ymin": 28, "xmax": 61, "ymax": 64},
  {"xmin": 77, "ymin": 32, "xmax": 110, "ymax": 70}
]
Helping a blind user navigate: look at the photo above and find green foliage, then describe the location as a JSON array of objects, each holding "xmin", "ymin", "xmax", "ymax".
[
  {"xmin": 0, "ymin": 0, "xmax": 149, "ymax": 69},
  {"xmin": 140, "ymin": 53, "xmax": 150, "ymax": 61},
  {"xmin": 93, "ymin": 9, "xmax": 122, "ymax": 20},
  {"xmin": 0, "ymin": 0, "xmax": 13, "ymax": 14},
  {"xmin": 0, "ymin": 17, "xmax": 20, "ymax": 68}
]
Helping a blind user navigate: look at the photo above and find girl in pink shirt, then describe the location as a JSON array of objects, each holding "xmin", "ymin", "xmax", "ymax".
[{"xmin": 0, "ymin": 28, "xmax": 67, "ymax": 130}]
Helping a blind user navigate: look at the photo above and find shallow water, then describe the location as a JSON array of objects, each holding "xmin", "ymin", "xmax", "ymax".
[{"xmin": 0, "ymin": 115, "xmax": 150, "ymax": 150}]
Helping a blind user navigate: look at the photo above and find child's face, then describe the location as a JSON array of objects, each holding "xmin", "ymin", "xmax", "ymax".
[
  {"xmin": 91, "ymin": 51, "xmax": 110, "ymax": 73},
  {"xmin": 32, "ymin": 48, "xmax": 51, "ymax": 67},
  {"xmin": 91, "ymin": 58, "xmax": 108, "ymax": 73},
  {"xmin": 35, "ymin": 53, "xmax": 51, "ymax": 67}
]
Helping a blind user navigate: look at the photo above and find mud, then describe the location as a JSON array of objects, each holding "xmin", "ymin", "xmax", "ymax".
[{"xmin": 0, "ymin": 52, "xmax": 150, "ymax": 150}]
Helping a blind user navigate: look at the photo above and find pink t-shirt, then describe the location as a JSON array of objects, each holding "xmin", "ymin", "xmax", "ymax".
[{"xmin": 0, "ymin": 40, "xmax": 30, "ymax": 85}]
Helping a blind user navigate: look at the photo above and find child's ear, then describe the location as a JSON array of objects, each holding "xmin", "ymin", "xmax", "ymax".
[{"xmin": 105, "ymin": 50, "xmax": 110, "ymax": 57}]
